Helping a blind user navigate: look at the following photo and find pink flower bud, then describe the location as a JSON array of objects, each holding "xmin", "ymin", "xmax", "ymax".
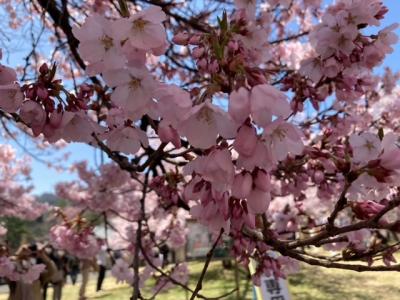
[
  {"xmin": 232, "ymin": 172, "xmax": 253, "ymax": 199},
  {"xmin": 247, "ymin": 70, "xmax": 267, "ymax": 86},
  {"xmin": 36, "ymin": 86, "xmax": 49, "ymax": 100},
  {"xmin": 208, "ymin": 60, "xmax": 219, "ymax": 73},
  {"xmin": 253, "ymin": 169, "xmax": 270, "ymax": 192},
  {"xmin": 313, "ymin": 170, "xmax": 325, "ymax": 184},
  {"xmin": 25, "ymin": 88, "xmax": 35, "ymax": 99},
  {"xmin": 197, "ymin": 58, "xmax": 207, "ymax": 70},
  {"xmin": 158, "ymin": 123, "xmax": 181, "ymax": 148},
  {"xmin": 188, "ymin": 34, "xmax": 201, "ymax": 45},
  {"xmin": 228, "ymin": 40, "xmax": 239, "ymax": 51},
  {"xmin": 352, "ymin": 201, "xmax": 385, "ymax": 220},
  {"xmin": 172, "ymin": 32, "xmax": 189, "ymax": 45},
  {"xmin": 49, "ymin": 111, "xmax": 63, "ymax": 128},
  {"xmin": 247, "ymin": 188, "xmax": 271, "ymax": 214},
  {"xmin": 233, "ymin": 125, "xmax": 257, "ymax": 157},
  {"xmin": 39, "ymin": 63, "xmax": 49, "ymax": 74},
  {"xmin": 229, "ymin": 87, "xmax": 250, "ymax": 124},
  {"xmin": 192, "ymin": 47, "xmax": 205, "ymax": 59}
]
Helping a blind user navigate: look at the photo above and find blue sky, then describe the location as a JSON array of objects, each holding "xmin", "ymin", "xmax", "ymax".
[{"xmin": 3, "ymin": 1, "xmax": 400, "ymax": 195}]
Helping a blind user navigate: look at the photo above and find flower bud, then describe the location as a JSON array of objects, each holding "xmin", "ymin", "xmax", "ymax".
[
  {"xmin": 313, "ymin": 170, "xmax": 325, "ymax": 184},
  {"xmin": 232, "ymin": 172, "xmax": 253, "ymax": 199},
  {"xmin": 172, "ymin": 32, "xmax": 189, "ymax": 45},
  {"xmin": 254, "ymin": 169, "xmax": 270, "ymax": 192},
  {"xmin": 192, "ymin": 47, "xmax": 205, "ymax": 59}
]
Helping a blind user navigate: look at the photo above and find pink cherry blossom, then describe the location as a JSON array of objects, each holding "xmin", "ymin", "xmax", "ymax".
[
  {"xmin": 349, "ymin": 132, "xmax": 381, "ymax": 164},
  {"xmin": 380, "ymin": 132, "xmax": 400, "ymax": 170},
  {"xmin": 352, "ymin": 200, "xmax": 385, "ymax": 220},
  {"xmin": 155, "ymin": 84, "xmax": 192, "ymax": 127},
  {"xmin": 55, "ymin": 111, "xmax": 104, "ymax": 143},
  {"xmin": 229, "ymin": 87, "xmax": 251, "ymax": 125},
  {"xmin": 235, "ymin": 0, "xmax": 256, "ymax": 19},
  {"xmin": 179, "ymin": 101, "xmax": 237, "ymax": 149},
  {"xmin": 19, "ymin": 100, "xmax": 46, "ymax": 135},
  {"xmin": 158, "ymin": 121, "xmax": 181, "ymax": 148},
  {"xmin": 20, "ymin": 264, "xmax": 46, "ymax": 284},
  {"xmin": 0, "ymin": 64, "xmax": 17, "ymax": 85},
  {"xmin": 348, "ymin": 173, "xmax": 390, "ymax": 202},
  {"xmin": 0, "ymin": 224, "xmax": 6, "ymax": 236},
  {"xmin": 263, "ymin": 119, "xmax": 304, "ymax": 162},
  {"xmin": 323, "ymin": 57, "xmax": 341, "ymax": 78},
  {"xmin": 73, "ymin": 14, "xmax": 125, "ymax": 74},
  {"xmin": 299, "ymin": 57, "xmax": 324, "ymax": 83},
  {"xmin": 190, "ymin": 195, "xmax": 230, "ymax": 233},
  {"xmin": 253, "ymin": 169, "xmax": 271, "ymax": 192},
  {"xmin": 375, "ymin": 23, "xmax": 399, "ymax": 55},
  {"xmin": 1, "ymin": 0, "xmax": 400, "ymax": 289},
  {"xmin": 114, "ymin": 6, "xmax": 167, "ymax": 51},
  {"xmin": 250, "ymin": 84, "xmax": 291, "ymax": 127},
  {"xmin": 172, "ymin": 32, "xmax": 189, "ymax": 45},
  {"xmin": 233, "ymin": 124, "xmax": 258, "ymax": 157},
  {"xmin": 246, "ymin": 188, "xmax": 271, "ymax": 214},
  {"xmin": 236, "ymin": 140, "xmax": 273, "ymax": 171},
  {"xmin": 0, "ymin": 83, "xmax": 23, "ymax": 113},
  {"xmin": 50, "ymin": 224, "xmax": 101, "ymax": 259},
  {"xmin": 346, "ymin": 229, "xmax": 371, "ymax": 251},
  {"xmin": 184, "ymin": 148, "xmax": 235, "ymax": 191},
  {"xmin": 0, "ymin": 256, "xmax": 15, "ymax": 279},
  {"xmin": 232, "ymin": 172, "xmax": 253, "ymax": 199},
  {"xmin": 105, "ymin": 126, "xmax": 148, "ymax": 155},
  {"xmin": 111, "ymin": 258, "xmax": 134, "ymax": 284},
  {"xmin": 103, "ymin": 67, "xmax": 157, "ymax": 120}
]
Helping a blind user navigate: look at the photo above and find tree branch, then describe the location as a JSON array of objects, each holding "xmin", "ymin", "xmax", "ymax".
[{"xmin": 190, "ymin": 228, "xmax": 224, "ymax": 300}]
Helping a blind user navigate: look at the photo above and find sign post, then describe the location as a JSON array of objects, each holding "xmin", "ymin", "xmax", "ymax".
[{"xmin": 249, "ymin": 259, "xmax": 291, "ymax": 300}]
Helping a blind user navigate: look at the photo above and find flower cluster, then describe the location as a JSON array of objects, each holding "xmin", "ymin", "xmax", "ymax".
[
  {"xmin": 0, "ymin": 256, "xmax": 46, "ymax": 284},
  {"xmin": 50, "ymin": 224, "xmax": 101, "ymax": 259},
  {"xmin": 0, "ymin": 0, "xmax": 400, "ymax": 289},
  {"xmin": 298, "ymin": 0, "xmax": 398, "ymax": 107}
]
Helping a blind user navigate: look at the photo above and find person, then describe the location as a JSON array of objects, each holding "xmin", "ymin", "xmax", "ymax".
[
  {"xmin": 159, "ymin": 244, "xmax": 170, "ymax": 267},
  {"xmin": 8, "ymin": 243, "xmax": 56, "ymax": 300},
  {"xmin": 67, "ymin": 255, "xmax": 80, "ymax": 285},
  {"xmin": 96, "ymin": 244, "xmax": 112, "ymax": 292},
  {"xmin": 42, "ymin": 246, "xmax": 65, "ymax": 300},
  {"xmin": 79, "ymin": 258, "xmax": 97, "ymax": 300},
  {"xmin": 50, "ymin": 249, "xmax": 68, "ymax": 300}
]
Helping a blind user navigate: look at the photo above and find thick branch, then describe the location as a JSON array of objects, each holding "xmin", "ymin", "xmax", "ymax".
[
  {"xmin": 36, "ymin": 0, "xmax": 86, "ymax": 69},
  {"xmin": 131, "ymin": 174, "xmax": 149, "ymax": 300}
]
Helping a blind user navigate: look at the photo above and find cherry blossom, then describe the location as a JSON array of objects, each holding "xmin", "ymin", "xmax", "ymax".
[
  {"xmin": 263, "ymin": 119, "xmax": 304, "ymax": 162},
  {"xmin": 73, "ymin": 14, "xmax": 125, "ymax": 74},
  {"xmin": 105, "ymin": 126, "xmax": 148, "ymax": 155},
  {"xmin": 349, "ymin": 132, "xmax": 381, "ymax": 164},
  {"xmin": 235, "ymin": 0, "xmax": 257, "ymax": 19},
  {"xmin": 229, "ymin": 87, "xmax": 251, "ymax": 125},
  {"xmin": 111, "ymin": 258, "xmax": 134, "ymax": 284},
  {"xmin": 114, "ymin": 6, "xmax": 167, "ymax": 51},
  {"xmin": 103, "ymin": 67, "xmax": 157, "ymax": 120},
  {"xmin": 50, "ymin": 224, "xmax": 101, "ymax": 259},
  {"xmin": 0, "ymin": 0, "xmax": 400, "ymax": 295},
  {"xmin": 179, "ymin": 101, "xmax": 236, "ymax": 149},
  {"xmin": 184, "ymin": 148, "xmax": 235, "ymax": 192},
  {"xmin": 250, "ymin": 84, "xmax": 291, "ymax": 127}
]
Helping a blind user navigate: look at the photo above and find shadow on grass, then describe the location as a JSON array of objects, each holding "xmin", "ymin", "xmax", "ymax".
[{"xmin": 288, "ymin": 267, "xmax": 400, "ymax": 300}]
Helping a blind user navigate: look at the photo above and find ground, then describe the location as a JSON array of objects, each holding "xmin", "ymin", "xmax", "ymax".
[{"xmin": 1, "ymin": 261, "xmax": 400, "ymax": 299}]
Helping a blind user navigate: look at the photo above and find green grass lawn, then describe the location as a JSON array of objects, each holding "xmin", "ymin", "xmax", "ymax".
[{"xmin": 1, "ymin": 260, "xmax": 400, "ymax": 299}]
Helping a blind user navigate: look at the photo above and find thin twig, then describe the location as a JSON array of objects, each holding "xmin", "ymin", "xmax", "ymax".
[{"xmin": 190, "ymin": 228, "xmax": 224, "ymax": 300}]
